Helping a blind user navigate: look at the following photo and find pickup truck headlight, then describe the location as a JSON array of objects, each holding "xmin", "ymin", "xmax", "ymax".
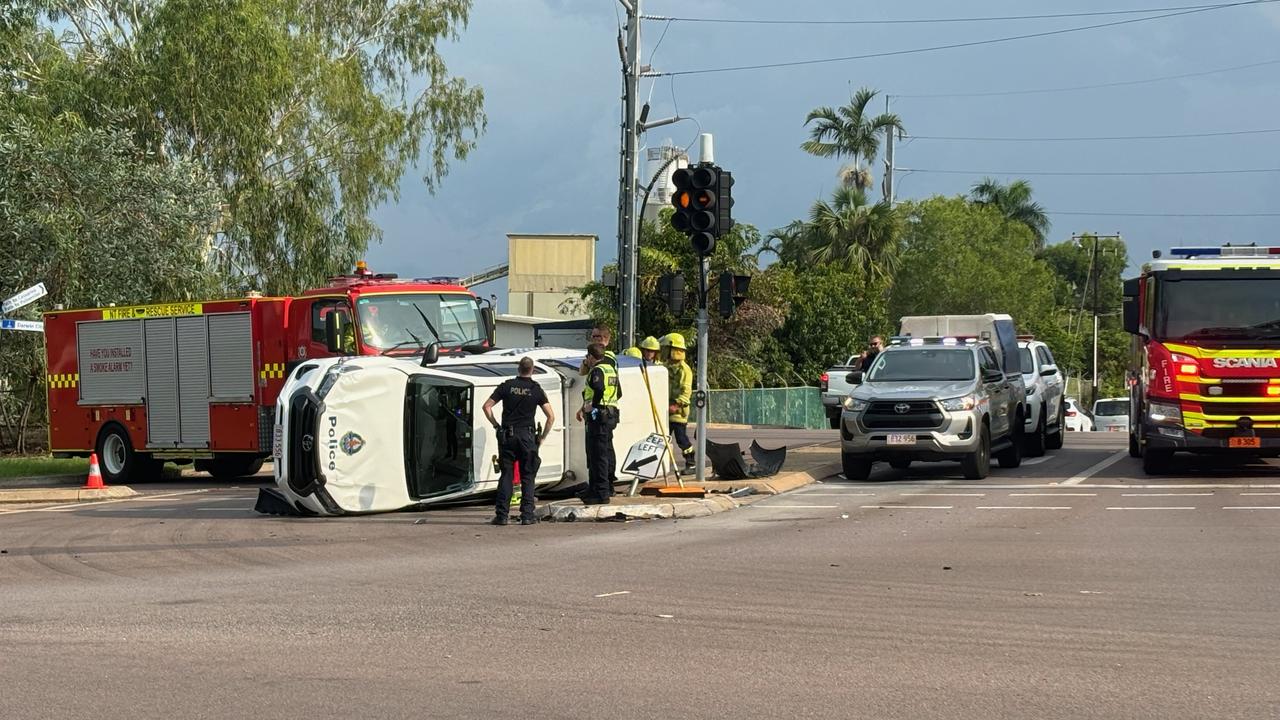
[
  {"xmin": 940, "ymin": 395, "xmax": 977, "ymax": 411},
  {"xmin": 843, "ymin": 397, "xmax": 868, "ymax": 412},
  {"xmin": 1148, "ymin": 400, "xmax": 1181, "ymax": 424}
]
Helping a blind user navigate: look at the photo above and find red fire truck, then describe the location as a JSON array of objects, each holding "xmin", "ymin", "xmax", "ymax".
[
  {"xmin": 1123, "ymin": 245, "xmax": 1280, "ymax": 474},
  {"xmin": 43, "ymin": 263, "xmax": 495, "ymax": 483}
]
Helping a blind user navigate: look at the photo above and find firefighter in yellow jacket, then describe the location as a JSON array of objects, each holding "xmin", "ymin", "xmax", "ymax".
[{"xmin": 665, "ymin": 333, "xmax": 695, "ymax": 469}]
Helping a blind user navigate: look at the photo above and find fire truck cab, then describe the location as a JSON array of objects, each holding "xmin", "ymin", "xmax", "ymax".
[
  {"xmin": 1123, "ymin": 245, "xmax": 1280, "ymax": 474},
  {"xmin": 43, "ymin": 263, "xmax": 495, "ymax": 483}
]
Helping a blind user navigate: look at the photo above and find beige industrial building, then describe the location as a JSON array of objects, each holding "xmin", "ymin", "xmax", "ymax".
[{"xmin": 505, "ymin": 233, "xmax": 596, "ymax": 318}]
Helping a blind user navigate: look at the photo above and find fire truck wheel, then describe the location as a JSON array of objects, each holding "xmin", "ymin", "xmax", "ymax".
[
  {"xmin": 197, "ymin": 457, "xmax": 266, "ymax": 479},
  {"xmin": 95, "ymin": 424, "xmax": 149, "ymax": 484}
]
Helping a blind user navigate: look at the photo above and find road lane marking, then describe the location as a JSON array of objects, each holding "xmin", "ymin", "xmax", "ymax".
[
  {"xmin": 1106, "ymin": 506, "xmax": 1196, "ymax": 511},
  {"xmin": 1223, "ymin": 506, "xmax": 1280, "ymax": 510},
  {"xmin": 900, "ymin": 492, "xmax": 985, "ymax": 497},
  {"xmin": 796, "ymin": 493, "xmax": 877, "ymax": 497},
  {"xmin": 1020, "ymin": 456, "xmax": 1052, "ymax": 466},
  {"xmin": 977, "ymin": 506, "xmax": 1071, "ymax": 510},
  {"xmin": 1010, "ymin": 492, "xmax": 1096, "ymax": 497},
  {"xmin": 1121, "ymin": 492, "xmax": 1213, "ymax": 497},
  {"xmin": 1241, "ymin": 492, "xmax": 1280, "ymax": 496},
  {"xmin": 860, "ymin": 505, "xmax": 953, "ymax": 510},
  {"xmin": 1062, "ymin": 450, "xmax": 1129, "ymax": 485}
]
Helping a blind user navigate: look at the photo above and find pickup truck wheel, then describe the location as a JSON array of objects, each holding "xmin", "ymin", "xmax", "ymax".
[
  {"xmin": 1142, "ymin": 449, "xmax": 1172, "ymax": 475},
  {"xmin": 960, "ymin": 424, "xmax": 990, "ymax": 480},
  {"xmin": 841, "ymin": 452, "xmax": 873, "ymax": 481},
  {"xmin": 1045, "ymin": 405, "xmax": 1065, "ymax": 450},
  {"xmin": 996, "ymin": 410, "xmax": 1024, "ymax": 469},
  {"xmin": 1024, "ymin": 409, "xmax": 1047, "ymax": 458},
  {"xmin": 828, "ymin": 414, "xmax": 841, "ymax": 430}
]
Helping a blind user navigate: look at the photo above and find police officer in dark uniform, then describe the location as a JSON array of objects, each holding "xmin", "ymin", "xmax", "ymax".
[
  {"xmin": 576, "ymin": 343, "xmax": 621, "ymax": 505},
  {"xmin": 482, "ymin": 357, "xmax": 555, "ymax": 526}
]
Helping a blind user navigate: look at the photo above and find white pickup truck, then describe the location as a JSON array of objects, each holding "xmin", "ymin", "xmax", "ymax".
[
  {"xmin": 820, "ymin": 355, "xmax": 863, "ymax": 429},
  {"xmin": 259, "ymin": 348, "xmax": 669, "ymax": 516}
]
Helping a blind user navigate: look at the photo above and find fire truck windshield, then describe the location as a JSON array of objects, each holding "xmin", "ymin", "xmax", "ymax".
[
  {"xmin": 356, "ymin": 293, "xmax": 484, "ymax": 352},
  {"xmin": 1155, "ymin": 277, "xmax": 1280, "ymax": 341}
]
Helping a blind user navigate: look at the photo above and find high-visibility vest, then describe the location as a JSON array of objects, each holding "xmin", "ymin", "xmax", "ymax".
[{"xmin": 583, "ymin": 362, "xmax": 621, "ymax": 407}]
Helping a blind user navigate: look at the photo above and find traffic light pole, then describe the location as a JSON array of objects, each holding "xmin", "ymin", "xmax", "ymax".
[{"xmin": 695, "ymin": 256, "xmax": 709, "ymax": 483}]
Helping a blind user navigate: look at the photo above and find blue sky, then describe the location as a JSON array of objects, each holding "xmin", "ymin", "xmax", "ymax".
[{"xmin": 367, "ymin": 0, "xmax": 1280, "ymax": 307}]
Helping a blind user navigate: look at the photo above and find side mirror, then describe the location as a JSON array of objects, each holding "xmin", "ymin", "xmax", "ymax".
[
  {"xmin": 481, "ymin": 306, "xmax": 496, "ymax": 345},
  {"xmin": 1122, "ymin": 277, "xmax": 1140, "ymax": 335},
  {"xmin": 845, "ymin": 371, "xmax": 863, "ymax": 385},
  {"xmin": 1039, "ymin": 367, "xmax": 1058, "ymax": 377},
  {"xmin": 421, "ymin": 342, "xmax": 440, "ymax": 366},
  {"xmin": 324, "ymin": 312, "xmax": 345, "ymax": 354}
]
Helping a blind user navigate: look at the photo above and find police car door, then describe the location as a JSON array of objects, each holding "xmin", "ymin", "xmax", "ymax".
[
  {"xmin": 533, "ymin": 369, "xmax": 566, "ymax": 484},
  {"xmin": 980, "ymin": 346, "xmax": 1011, "ymax": 437}
]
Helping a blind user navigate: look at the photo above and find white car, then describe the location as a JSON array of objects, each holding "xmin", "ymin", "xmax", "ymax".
[
  {"xmin": 1092, "ymin": 397, "xmax": 1130, "ymax": 433},
  {"xmin": 261, "ymin": 349, "xmax": 668, "ymax": 516},
  {"xmin": 1063, "ymin": 398, "xmax": 1093, "ymax": 432},
  {"xmin": 1019, "ymin": 339, "xmax": 1065, "ymax": 455}
]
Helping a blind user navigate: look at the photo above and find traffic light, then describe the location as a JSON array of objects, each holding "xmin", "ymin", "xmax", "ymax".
[
  {"xmin": 717, "ymin": 272, "xmax": 751, "ymax": 319},
  {"xmin": 657, "ymin": 272, "xmax": 685, "ymax": 315},
  {"xmin": 671, "ymin": 163, "xmax": 734, "ymax": 257}
]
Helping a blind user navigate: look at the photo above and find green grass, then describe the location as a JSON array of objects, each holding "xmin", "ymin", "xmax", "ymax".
[{"xmin": 0, "ymin": 455, "xmax": 89, "ymax": 479}]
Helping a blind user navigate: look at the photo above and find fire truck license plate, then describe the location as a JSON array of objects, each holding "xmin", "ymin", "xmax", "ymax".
[
  {"xmin": 273, "ymin": 426, "xmax": 283, "ymax": 459},
  {"xmin": 1229, "ymin": 437, "xmax": 1260, "ymax": 449},
  {"xmin": 886, "ymin": 433, "xmax": 915, "ymax": 446}
]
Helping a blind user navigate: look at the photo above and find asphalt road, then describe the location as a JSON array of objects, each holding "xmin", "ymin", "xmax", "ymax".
[{"xmin": 3, "ymin": 431, "xmax": 1279, "ymax": 719}]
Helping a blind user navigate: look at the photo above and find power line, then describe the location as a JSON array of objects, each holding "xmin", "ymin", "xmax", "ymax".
[
  {"xmin": 910, "ymin": 127, "xmax": 1280, "ymax": 142},
  {"xmin": 895, "ymin": 57, "xmax": 1280, "ymax": 98},
  {"xmin": 1049, "ymin": 210, "xmax": 1280, "ymax": 217},
  {"xmin": 645, "ymin": 1, "xmax": 1277, "ymax": 77},
  {"xmin": 644, "ymin": 1, "xmax": 1273, "ymax": 26},
  {"xmin": 904, "ymin": 167, "xmax": 1280, "ymax": 176}
]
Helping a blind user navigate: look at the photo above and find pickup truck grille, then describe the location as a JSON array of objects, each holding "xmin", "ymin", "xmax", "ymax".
[
  {"xmin": 863, "ymin": 400, "xmax": 945, "ymax": 429},
  {"xmin": 285, "ymin": 389, "xmax": 326, "ymax": 496}
]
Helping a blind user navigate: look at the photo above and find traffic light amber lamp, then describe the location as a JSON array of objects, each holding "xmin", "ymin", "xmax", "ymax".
[{"xmin": 670, "ymin": 163, "xmax": 734, "ymax": 257}]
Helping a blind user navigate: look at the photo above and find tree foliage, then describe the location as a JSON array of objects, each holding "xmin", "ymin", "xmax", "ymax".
[
  {"xmin": 970, "ymin": 178, "xmax": 1051, "ymax": 250},
  {"xmin": 26, "ymin": 0, "xmax": 486, "ymax": 294},
  {"xmin": 801, "ymin": 87, "xmax": 903, "ymax": 192}
]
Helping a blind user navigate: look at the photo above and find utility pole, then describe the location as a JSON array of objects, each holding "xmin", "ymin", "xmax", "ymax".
[
  {"xmin": 1073, "ymin": 233, "xmax": 1122, "ymax": 412},
  {"xmin": 883, "ymin": 95, "xmax": 895, "ymax": 206},
  {"xmin": 616, "ymin": 0, "xmax": 641, "ymax": 350}
]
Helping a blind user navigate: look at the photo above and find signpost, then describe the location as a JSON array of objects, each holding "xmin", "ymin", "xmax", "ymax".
[
  {"xmin": 622, "ymin": 433, "xmax": 668, "ymax": 480},
  {"xmin": 2, "ymin": 282, "xmax": 47, "ymax": 315},
  {"xmin": 0, "ymin": 319, "xmax": 44, "ymax": 332}
]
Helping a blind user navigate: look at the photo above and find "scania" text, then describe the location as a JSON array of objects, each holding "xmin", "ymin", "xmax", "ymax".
[{"xmin": 1212, "ymin": 357, "xmax": 1280, "ymax": 369}]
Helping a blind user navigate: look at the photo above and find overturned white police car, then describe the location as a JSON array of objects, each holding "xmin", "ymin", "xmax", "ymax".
[{"xmin": 257, "ymin": 349, "xmax": 669, "ymax": 516}]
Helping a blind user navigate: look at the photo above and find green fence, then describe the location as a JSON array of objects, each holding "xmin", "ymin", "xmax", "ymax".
[{"xmin": 707, "ymin": 386, "xmax": 828, "ymax": 430}]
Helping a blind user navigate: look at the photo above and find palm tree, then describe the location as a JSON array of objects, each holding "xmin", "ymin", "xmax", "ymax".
[
  {"xmin": 970, "ymin": 178, "xmax": 1051, "ymax": 250},
  {"xmin": 756, "ymin": 221, "xmax": 806, "ymax": 265},
  {"xmin": 801, "ymin": 87, "xmax": 905, "ymax": 192},
  {"xmin": 802, "ymin": 186, "xmax": 901, "ymax": 280}
]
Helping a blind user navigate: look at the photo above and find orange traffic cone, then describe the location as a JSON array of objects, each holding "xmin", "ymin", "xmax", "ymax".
[{"xmin": 84, "ymin": 452, "xmax": 106, "ymax": 489}]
